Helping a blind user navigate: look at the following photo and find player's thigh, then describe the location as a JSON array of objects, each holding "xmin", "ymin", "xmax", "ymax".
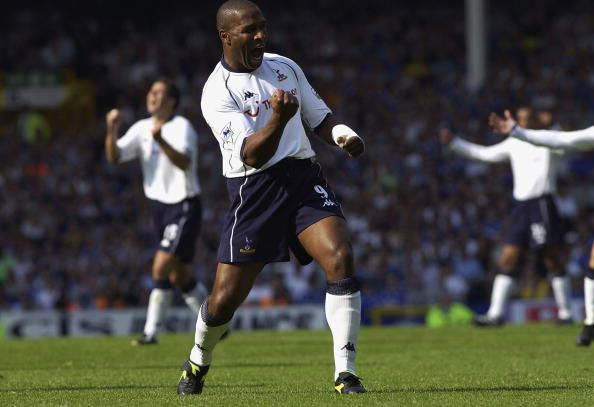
[
  {"xmin": 541, "ymin": 246, "xmax": 563, "ymax": 273},
  {"xmin": 297, "ymin": 216, "xmax": 354, "ymax": 280},
  {"xmin": 168, "ymin": 262, "xmax": 192, "ymax": 287},
  {"xmin": 498, "ymin": 244, "xmax": 523, "ymax": 273},
  {"xmin": 152, "ymin": 250, "xmax": 181, "ymax": 279},
  {"xmin": 210, "ymin": 262, "xmax": 264, "ymax": 310}
]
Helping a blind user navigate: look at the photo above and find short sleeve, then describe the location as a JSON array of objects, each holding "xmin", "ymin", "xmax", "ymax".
[
  {"xmin": 163, "ymin": 118, "xmax": 197, "ymax": 157},
  {"xmin": 116, "ymin": 122, "xmax": 142, "ymax": 163},
  {"xmin": 202, "ymin": 88, "xmax": 254, "ymax": 163},
  {"xmin": 282, "ymin": 58, "xmax": 332, "ymax": 130}
]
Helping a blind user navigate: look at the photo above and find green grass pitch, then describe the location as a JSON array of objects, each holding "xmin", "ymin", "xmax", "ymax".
[{"xmin": 1, "ymin": 325, "xmax": 593, "ymax": 406}]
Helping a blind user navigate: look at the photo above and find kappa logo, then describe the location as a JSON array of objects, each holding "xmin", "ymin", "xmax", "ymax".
[
  {"xmin": 274, "ymin": 68, "xmax": 288, "ymax": 82},
  {"xmin": 239, "ymin": 236, "xmax": 256, "ymax": 254},
  {"xmin": 341, "ymin": 342, "xmax": 356, "ymax": 352}
]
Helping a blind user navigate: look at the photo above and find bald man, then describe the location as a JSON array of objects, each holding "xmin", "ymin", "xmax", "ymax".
[{"xmin": 177, "ymin": 0, "xmax": 366, "ymax": 396}]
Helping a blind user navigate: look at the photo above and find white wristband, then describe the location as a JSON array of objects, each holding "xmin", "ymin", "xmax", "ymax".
[{"xmin": 331, "ymin": 124, "xmax": 357, "ymax": 145}]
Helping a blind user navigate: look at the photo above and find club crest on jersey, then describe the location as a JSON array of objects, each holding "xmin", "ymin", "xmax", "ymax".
[
  {"xmin": 242, "ymin": 90, "xmax": 260, "ymax": 117},
  {"xmin": 239, "ymin": 236, "xmax": 256, "ymax": 254},
  {"xmin": 221, "ymin": 122, "xmax": 237, "ymax": 151},
  {"xmin": 274, "ymin": 69, "xmax": 288, "ymax": 82}
]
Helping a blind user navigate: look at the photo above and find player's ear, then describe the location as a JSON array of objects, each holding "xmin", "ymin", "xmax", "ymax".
[{"xmin": 219, "ymin": 30, "xmax": 231, "ymax": 46}]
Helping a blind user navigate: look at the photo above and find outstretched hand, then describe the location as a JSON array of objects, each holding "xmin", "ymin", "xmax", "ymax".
[
  {"xmin": 488, "ymin": 110, "xmax": 517, "ymax": 136},
  {"xmin": 439, "ymin": 128, "xmax": 454, "ymax": 144}
]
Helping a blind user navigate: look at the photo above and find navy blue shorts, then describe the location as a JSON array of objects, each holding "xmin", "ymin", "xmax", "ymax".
[
  {"xmin": 151, "ymin": 195, "xmax": 202, "ymax": 263},
  {"xmin": 504, "ymin": 195, "xmax": 564, "ymax": 249},
  {"xmin": 218, "ymin": 158, "xmax": 345, "ymax": 264}
]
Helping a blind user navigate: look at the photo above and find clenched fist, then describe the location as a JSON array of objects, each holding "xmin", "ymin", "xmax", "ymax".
[
  {"xmin": 270, "ymin": 89, "xmax": 299, "ymax": 123},
  {"xmin": 106, "ymin": 109, "xmax": 122, "ymax": 131}
]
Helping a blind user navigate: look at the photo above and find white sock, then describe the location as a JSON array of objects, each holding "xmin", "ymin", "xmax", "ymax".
[
  {"xmin": 182, "ymin": 283, "xmax": 208, "ymax": 315},
  {"xmin": 325, "ymin": 291, "xmax": 361, "ymax": 380},
  {"xmin": 551, "ymin": 276, "xmax": 572, "ymax": 320},
  {"xmin": 189, "ymin": 303, "xmax": 231, "ymax": 366},
  {"xmin": 585, "ymin": 277, "xmax": 594, "ymax": 325},
  {"xmin": 143, "ymin": 288, "xmax": 173, "ymax": 338},
  {"xmin": 487, "ymin": 274, "xmax": 514, "ymax": 319}
]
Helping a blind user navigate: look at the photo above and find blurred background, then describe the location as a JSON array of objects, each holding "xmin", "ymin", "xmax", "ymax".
[{"xmin": 3, "ymin": 0, "xmax": 594, "ymax": 336}]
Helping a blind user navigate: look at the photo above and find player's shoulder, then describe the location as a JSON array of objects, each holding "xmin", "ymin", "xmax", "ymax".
[
  {"xmin": 202, "ymin": 63, "xmax": 234, "ymax": 103},
  {"xmin": 171, "ymin": 115, "xmax": 190, "ymax": 125},
  {"xmin": 127, "ymin": 117, "xmax": 152, "ymax": 133},
  {"xmin": 264, "ymin": 53, "xmax": 301, "ymax": 70},
  {"xmin": 203, "ymin": 62, "xmax": 227, "ymax": 93}
]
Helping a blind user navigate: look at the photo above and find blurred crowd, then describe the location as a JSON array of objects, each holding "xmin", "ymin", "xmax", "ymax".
[{"xmin": 3, "ymin": 0, "xmax": 594, "ymax": 321}]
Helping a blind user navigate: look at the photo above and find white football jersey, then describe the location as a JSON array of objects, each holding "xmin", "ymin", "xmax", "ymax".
[
  {"xmin": 201, "ymin": 53, "xmax": 332, "ymax": 178},
  {"xmin": 450, "ymin": 136, "xmax": 559, "ymax": 201},
  {"xmin": 511, "ymin": 125, "xmax": 594, "ymax": 151},
  {"xmin": 116, "ymin": 115, "xmax": 201, "ymax": 204}
]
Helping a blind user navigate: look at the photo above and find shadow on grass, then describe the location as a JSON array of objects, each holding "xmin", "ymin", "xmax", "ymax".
[
  {"xmin": 4, "ymin": 361, "xmax": 311, "ymax": 371},
  {"xmin": 370, "ymin": 384, "xmax": 584, "ymax": 394},
  {"xmin": 0, "ymin": 383, "xmax": 266, "ymax": 393}
]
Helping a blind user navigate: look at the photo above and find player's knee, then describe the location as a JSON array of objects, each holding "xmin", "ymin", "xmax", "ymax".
[
  {"xmin": 325, "ymin": 242, "xmax": 355, "ymax": 279},
  {"xmin": 168, "ymin": 268, "xmax": 190, "ymax": 288},
  {"xmin": 207, "ymin": 290, "xmax": 239, "ymax": 322}
]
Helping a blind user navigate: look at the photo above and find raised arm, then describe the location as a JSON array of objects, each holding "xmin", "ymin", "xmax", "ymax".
[
  {"xmin": 105, "ymin": 109, "xmax": 122, "ymax": 163},
  {"xmin": 440, "ymin": 128, "xmax": 510, "ymax": 163},
  {"xmin": 512, "ymin": 127, "xmax": 594, "ymax": 151},
  {"xmin": 152, "ymin": 120, "xmax": 190, "ymax": 171},
  {"xmin": 489, "ymin": 109, "xmax": 594, "ymax": 151},
  {"xmin": 241, "ymin": 89, "xmax": 299, "ymax": 168}
]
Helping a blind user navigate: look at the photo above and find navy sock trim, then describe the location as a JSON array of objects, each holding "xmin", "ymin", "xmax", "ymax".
[
  {"xmin": 154, "ymin": 279, "xmax": 173, "ymax": 289},
  {"xmin": 180, "ymin": 277, "xmax": 197, "ymax": 294},
  {"xmin": 326, "ymin": 277, "xmax": 360, "ymax": 295},
  {"xmin": 586, "ymin": 269, "xmax": 594, "ymax": 280},
  {"xmin": 200, "ymin": 299, "xmax": 232, "ymax": 327}
]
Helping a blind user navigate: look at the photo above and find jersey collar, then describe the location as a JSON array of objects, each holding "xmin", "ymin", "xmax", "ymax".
[{"xmin": 220, "ymin": 56, "xmax": 258, "ymax": 73}]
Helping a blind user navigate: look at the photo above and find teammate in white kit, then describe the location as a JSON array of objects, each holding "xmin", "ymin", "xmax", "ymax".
[
  {"xmin": 177, "ymin": 0, "xmax": 366, "ymax": 395},
  {"xmin": 490, "ymin": 109, "xmax": 594, "ymax": 345},
  {"xmin": 105, "ymin": 79, "xmax": 207, "ymax": 345},
  {"xmin": 440, "ymin": 107, "xmax": 573, "ymax": 326}
]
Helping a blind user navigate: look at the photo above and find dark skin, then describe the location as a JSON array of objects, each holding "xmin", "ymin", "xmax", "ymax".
[{"xmin": 207, "ymin": 3, "xmax": 364, "ymax": 323}]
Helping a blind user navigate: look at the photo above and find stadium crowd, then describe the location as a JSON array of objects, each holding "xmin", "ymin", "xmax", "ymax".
[{"xmin": 2, "ymin": 0, "xmax": 594, "ymax": 322}]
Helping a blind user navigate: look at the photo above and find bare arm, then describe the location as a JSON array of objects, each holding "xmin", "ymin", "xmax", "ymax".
[
  {"xmin": 440, "ymin": 128, "xmax": 509, "ymax": 163},
  {"xmin": 511, "ymin": 126, "xmax": 594, "ymax": 151},
  {"xmin": 489, "ymin": 109, "xmax": 594, "ymax": 151},
  {"xmin": 241, "ymin": 89, "xmax": 299, "ymax": 168},
  {"xmin": 152, "ymin": 122, "xmax": 190, "ymax": 170},
  {"xmin": 105, "ymin": 109, "xmax": 121, "ymax": 163}
]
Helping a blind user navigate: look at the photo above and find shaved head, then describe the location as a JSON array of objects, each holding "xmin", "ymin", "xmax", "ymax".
[{"xmin": 216, "ymin": 0, "xmax": 260, "ymax": 31}]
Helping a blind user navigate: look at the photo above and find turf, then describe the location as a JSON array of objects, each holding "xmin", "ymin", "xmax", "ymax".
[{"xmin": 1, "ymin": 324, "xmax": 593, "ymax": 406}]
